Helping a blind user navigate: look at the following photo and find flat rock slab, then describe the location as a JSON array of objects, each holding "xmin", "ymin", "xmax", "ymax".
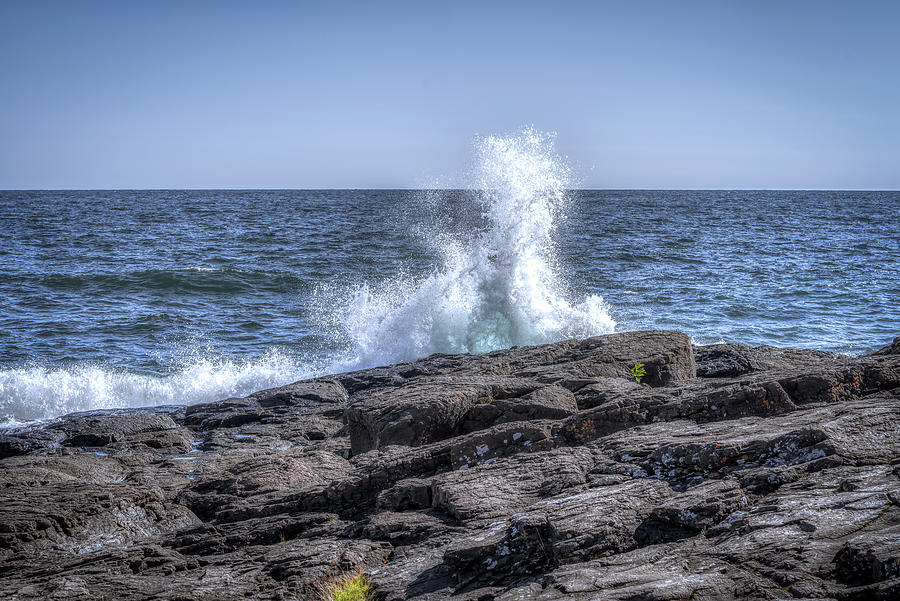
[{"xmin": 1, "ymin": 330, "xmax": 898, "ymax": 601}]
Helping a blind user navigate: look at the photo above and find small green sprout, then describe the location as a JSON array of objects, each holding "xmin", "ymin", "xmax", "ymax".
[{"xmin": 631, "ymin": 362, "xmax": 646, "ymax": 384}]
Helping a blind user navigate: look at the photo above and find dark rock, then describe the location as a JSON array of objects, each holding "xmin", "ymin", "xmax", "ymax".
[
  {"xmin": 507, "ymin": 543, "xmax": 740, "ymax": 600},
  {"xmin": 0, "ymin": 434, "xmax": 36, "ymax": 458},
  {"xmin": 432, "ymin": 447, "xmax": 593, "ymax": 522},
  {"xmin": 449, "ymin": 421, "xmax": 557, "ymax": 470},
  {"xmin": 571, "ymin": 377, "xmax": 642, "ymax": 410},
  {"xmin": 1, "ymin": 330, "xmax": 899, "ymax": 600},
  {"xmin": 633, "ymin": 479, "xmax": 749, "ymax": 544},
  {"xmin": 508, "ymin": 330, "xmax": 696, "ymax": 387},
  {"xmin": 834, "ymin": 527, "xmax": 900, "ymax": 585},
  {"xmin": 50, "ymin": 412, "xmax": 178, "ymax": 447},
  {"xmin": 248, "ymin": 378, "xmax": 349, "ymax": 407},
  {"xmin": 488, "ymin": 385, "xmax": 579, "ymax": 424},
  {"xmin": 377, "ymin": 478, "xmax": 433, "ymax": 511},
  {"xmin": 358, "ymin": 511, "xmax": 454, "ymax": 545},
  {"xmin": 183, "ymin": 396, "xmax": 265, "ymax": 430},
  {"xmin": 695, "ymin": 342, "xmax": 763, "ymax": 378},
  {"xmin": 345, "ymin": 376, "xmax": 495, "ymax": 454}
]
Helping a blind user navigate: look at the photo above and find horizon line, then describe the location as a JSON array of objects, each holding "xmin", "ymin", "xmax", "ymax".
[{"xmin": 2, "ymin": 187, "xmax": 899, "ymax": 193}]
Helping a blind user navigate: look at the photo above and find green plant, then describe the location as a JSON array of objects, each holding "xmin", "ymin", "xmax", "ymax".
[
  {"xmin": 630, "ymin": 362, "xmax": 646, "ymax": 384},
  {"xmin": 319, "ymin": 571, "xmax": 373, "ymax": 601}
]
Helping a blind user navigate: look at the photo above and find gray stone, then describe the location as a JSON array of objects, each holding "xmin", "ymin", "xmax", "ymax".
[{"xmin": 1, "ymin": 330, "xmax": 898, "ymax": 601}]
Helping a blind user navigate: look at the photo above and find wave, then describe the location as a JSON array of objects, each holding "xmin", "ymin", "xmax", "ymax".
[
  {"xmin": 2, "ymin": 128, "xmax": 615, "ymax": 425},
  {"xmin": 0, "ymin": 350, "xmax": 311, "ymax": 425},
  {"xmin": 320, "ymin": 128, "xmax": 615, "ymax": 368}
]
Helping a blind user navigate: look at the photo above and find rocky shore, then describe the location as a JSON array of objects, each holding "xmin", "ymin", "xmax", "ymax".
[{"xmin": 1, "ymin": 331, "xmax": 898, "ymax": 600}]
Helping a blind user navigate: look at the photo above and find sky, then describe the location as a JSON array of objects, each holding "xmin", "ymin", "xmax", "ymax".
[{"xmin": 1, "ymin": 0, "xmax": 898, "ymax": 189}]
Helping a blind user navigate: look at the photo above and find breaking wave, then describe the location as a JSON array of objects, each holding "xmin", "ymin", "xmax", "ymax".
[
  {"xmin": 323, "ymin": 128, "xmax": 615, "ymax": 367},
  {"xmin": 0, "ymin": 350, "xmax": 309, "ymax": 425},
  {"xmin": 1, "ymin": 128, "xmax": 614, "ymax": 425}
]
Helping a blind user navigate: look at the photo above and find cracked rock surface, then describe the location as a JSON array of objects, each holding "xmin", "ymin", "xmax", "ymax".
[{"xmin": 1, "ymin": 330, "xmax": 898, "ymax": 600}]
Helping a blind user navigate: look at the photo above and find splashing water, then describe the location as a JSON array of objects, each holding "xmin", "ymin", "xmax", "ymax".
[
  {"xmin": 1, "ymin": 128, "xmax": 615, "ymax": 425},
  {"xmin": 0, "ymin": 350, "xmax": 307, "ymax": 425},
  {"xmin": 329, "ymin": 128, "xmax": 615, "ymax": 367}
]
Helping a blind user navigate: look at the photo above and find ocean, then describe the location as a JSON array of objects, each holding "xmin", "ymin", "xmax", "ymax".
[{"xmin": 1, "ymin": 134, "xmax": 898, "ymax": 424}]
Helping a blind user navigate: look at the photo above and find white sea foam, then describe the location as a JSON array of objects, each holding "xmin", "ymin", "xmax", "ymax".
[
  {"xmin": 0, "ymin": 350, "xmax": 309, "ymax": 425},
  {"xmin": 325, "ymin": 127, "xmax": 615, "ymax": 367}
]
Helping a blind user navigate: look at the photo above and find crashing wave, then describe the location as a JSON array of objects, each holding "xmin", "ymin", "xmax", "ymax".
[{"xmin": 326, "ymin": 127, "xmax": 615, "ymax": 367}]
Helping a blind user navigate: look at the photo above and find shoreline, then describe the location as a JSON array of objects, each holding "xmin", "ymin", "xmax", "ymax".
[{"xmin": 2, "ymin": 330, "xmax": 898, "ymax": 600}]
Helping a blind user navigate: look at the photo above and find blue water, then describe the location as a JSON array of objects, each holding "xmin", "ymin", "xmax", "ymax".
[{"xmin": 1, "ymin": 185, "xmax": 897, "ymax": 423}]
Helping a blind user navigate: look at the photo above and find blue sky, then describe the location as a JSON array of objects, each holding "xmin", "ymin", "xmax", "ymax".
[{"xmin": 1, "ymin": 1, "xmax": 898, "ymax": 189}]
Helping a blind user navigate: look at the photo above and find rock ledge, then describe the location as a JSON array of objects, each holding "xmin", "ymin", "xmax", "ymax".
[{"xmin": 2, "ymin": 331, "xmax": 899, "ymax": 600}]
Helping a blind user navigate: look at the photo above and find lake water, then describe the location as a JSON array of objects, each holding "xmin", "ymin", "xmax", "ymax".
[{"xmin": 1, "ymin": 140, "xmax": 897, "ymax": 423}]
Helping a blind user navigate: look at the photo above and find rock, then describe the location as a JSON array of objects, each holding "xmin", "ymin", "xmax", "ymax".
[
  {"xmin": 834, "ymin": 526, "xmax": 900, "ymax": 585},
  {"xmin": 509, "ymin": 544, "xmax": 740, "ymax": 600},
  {"xmin": 357, "ymin": 511, "xmax": 453, "ymax": 546},
  {"xmin": 508, "ymin": 330, "xmax": 696, "ymax": 387},
  {"xmin": 0, "ymin": 479, "xmax": 199, "ymax": 560},
  {"xmin": 0, "ymin": 434, "xmax": 37, "ymax": 458},
  {"xmin": 345, "ymin": 376, "xmax": 495, "ymax": 454},
  {"xmin": 248, "ymin": 378, "xmax": 349, "ymax": 407},
  {"xmin": 705, "ymin": 465, "xmax": 899, "ymax": 598},
  {"xmin": 432, "ymin": 447, "xmax": 593, "ymax": 522},
  {"xmin": 377, "ymin": 478, "xmax": 433, "ymax": 511},
  {"xmin": 479, "ymin": 385, "xmax": 579, "ymax": 426},
  {"xmin": 49, "ymin": 411, "xmax": 178, "ymax": 447},
  {"xmin": 633, "ymin": 479, "xmax": 749, "ymax": 544},
  {"xmin": 183, "ymin": 378, "xmax": 348, "ymax": 435},
  {"xmin": 694, "ymin": 343, "xmax": 762, "ymax": 378},
  {"xmin": 449, "ymin": 421, "xmax": 557, "ymax": 470},
  {"xmin": 571, "ymin": 377, "xmax": 643, "ymax": 410},
  {"xmin": 1, "ymin": 330, "xmax": 898, "ymax": 600}
]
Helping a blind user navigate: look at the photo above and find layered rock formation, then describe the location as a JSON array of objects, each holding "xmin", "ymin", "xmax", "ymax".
[{"xmin": 1, "ymin": 331, "xmax": 898, "ymax": 600}]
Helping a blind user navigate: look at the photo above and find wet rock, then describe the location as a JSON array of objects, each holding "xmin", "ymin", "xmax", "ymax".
[
  {"xmin": 706, "ymin": 465, "xmax": 899, "ymax": 593},
  {"xmin": 0, "ymin": 480, "xmax": 199, "ymax": 560}
]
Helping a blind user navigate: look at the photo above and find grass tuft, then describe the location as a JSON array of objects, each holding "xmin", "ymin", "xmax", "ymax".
[
  {"xmin": 630, "ymin": 362, "xmax": 646, "ymax": 384},
  {"xmin": 319, "ymin": 571, "xmax": 374, "ymax": 601}
]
